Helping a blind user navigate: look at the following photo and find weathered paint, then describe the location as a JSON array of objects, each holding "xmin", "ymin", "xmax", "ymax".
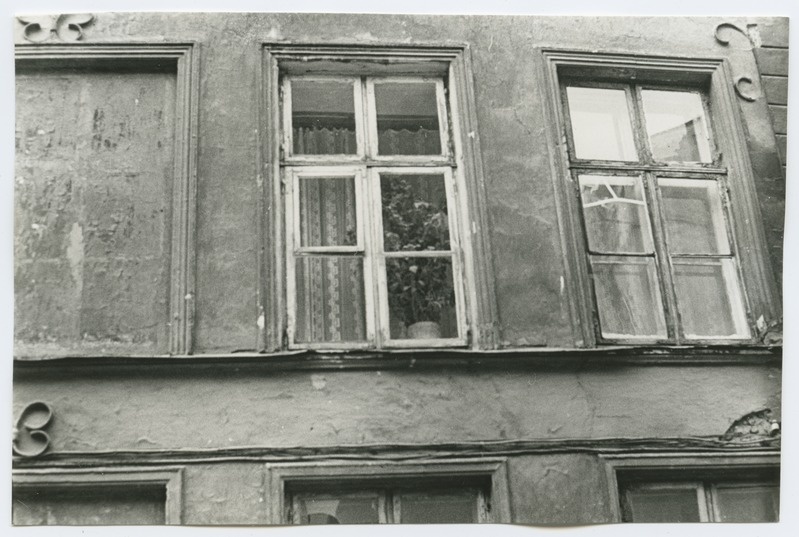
[
  {"xmin": 12, "ymin": 13, "xmax": 785, "ymax": 525},
  {"xmin": 15, "ymin": 14, "xmax": 784, "ymax": 352},
  {"xmin": 15, "ymin": 69, "xmax": 176, "ymax": 354},
  {"xmin": 13, "ymin": 365, "xmax": 781, "ymax": 451}
]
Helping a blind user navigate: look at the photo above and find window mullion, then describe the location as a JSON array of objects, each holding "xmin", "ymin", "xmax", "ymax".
[
  {"xmin": 366, "ymin": 166, "xmax": 388, "ymax": 346},
  {"xmin": 364, "ymin": 77, "xmax": 378, "ymax": 159},
  {"xmin": 643, "ymin": 172, "xmax": 680, "ymax": 341},
  {"xmin": 628, "ymin": 85, "xmax": 653, "ymax": 165},
  {"xmin": 389, "ymin": 490, "xmax": 400, "ymax": 524},
  {"xmin": 700, "ymin": 483, "xmax": 716, "ymax": 522}
]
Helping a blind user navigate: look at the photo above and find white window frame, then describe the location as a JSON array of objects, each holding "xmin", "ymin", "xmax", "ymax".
[{"xmin": 281, "ymin": 73, "xmax": 468, "ymax": 349}]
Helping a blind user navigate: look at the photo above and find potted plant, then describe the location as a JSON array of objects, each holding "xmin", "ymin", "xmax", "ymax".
[{"xmin": 382, "ymin": 177, "xmax": 454, "ymax": 339}]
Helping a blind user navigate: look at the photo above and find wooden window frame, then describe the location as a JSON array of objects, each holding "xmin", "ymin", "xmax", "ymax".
[
  {"xmin": 600, "ymin": 452, "xmax": 779, "ymax": 523},
  {"xmin": 262, "ymin": 44, "xmax": 498, "ymax": 351},
  {"xmin": 265, "ymin": 458, "xmax": 511, "ymax": 524},
  {"xmin": 14, "ymin": 43, "xmax": 200, "ymax": 357},
  {"xmin": 539, "ymin": 50, "xmax": 781, "ymax": 348},
  {"xmin": 12, "ymin": 466, "xmax": 185, "ymax": 525},
  {"xmin": 288, "ymin": 482, "xmax": 489, "ymax": 524}
]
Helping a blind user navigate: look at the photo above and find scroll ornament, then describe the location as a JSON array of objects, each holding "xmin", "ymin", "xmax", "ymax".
[
  {"xmin": 17, "ymin": 14, "xmax": 94, "ymax": 42},
  {"xmin": 13, "ymin": 402, "xmax": 54, "ymax": 458}
]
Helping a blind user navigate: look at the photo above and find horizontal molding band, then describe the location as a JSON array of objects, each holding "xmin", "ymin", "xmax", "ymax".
[
  {"xmin": 12, "ymin": 437, "xmax": 780, "ymax": 468},
  {"xmin": 14, "ymin": 346, "xmax": 782, "ymax": 378}
]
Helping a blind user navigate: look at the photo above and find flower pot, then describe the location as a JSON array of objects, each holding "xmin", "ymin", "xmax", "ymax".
[{"xmin": 407, "ymin": 321, "xmax": 441, "ymax": 340}]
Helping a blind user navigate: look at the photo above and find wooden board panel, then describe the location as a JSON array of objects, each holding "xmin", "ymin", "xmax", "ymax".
[
  {"xmin": 15, "ymin": 69, "xmax": 177, "ymax": 355},
  {"xmin": 768, "ymin": 104, "xmax": 787, "ymax": 135},
  {"xmin": 754, "ymin": 48, "xmax": 789, "ymax": 77},
  {"xmin": 761, "ymin": 76, "xmax": 788, "ymax": 105}
]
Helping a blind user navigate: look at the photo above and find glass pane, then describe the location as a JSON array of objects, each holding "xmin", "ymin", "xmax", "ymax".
[
  {"xmin": 299, "ymin": 176, "xmax": 357, "ymax": 247},
  {"xmin": 624, "ymin": 486, "xmax": 701, "ymax": 522},
  {"xmin": 715, "ymin": 485, "xmax": 779, "ymax": 522},
  {"xmin": 386, "ymin": 257, "xmax": 458, "ymax": 339},
  {"xmin": 565, "ymin": 86, "xmax": 637, "ymax": 161},
  {"xmin": 375, "ymin": 81, "xmax": 442, "ymax": 155},
  {"xmin": 295, "ymin": 257, "xmax": 366, "ymax": 343},
  {"xmin": 381, "ymin": 174, "xmax": 450, "ymax": 252},
  {"xmin": 579, "ymin": 175, "xmax": 653, "ymax": 253},
  {"xmin": 400, "ymin": 490, "xmax": 479, "ymax": 524},
  {"xmin": 291, "ymin": 79, "xmax": 357, "ymax": 155},
  {"xmin": 642, "ymin": 90, "xmax": 712, "ymax": 163},
  {"xmin": 673, "ymin": 260, "xmax": 749, "ymax": 338},
  {"xmin": 659, "ymin": 179, "xmax": 729, "ymax": 254},
  {"xmin": 294, "ymin": 492, "xmax": 381, "ymax": 524},
  {"xmin": 591, "ymin": 258, "xmax": 667, "ymax": 338}
]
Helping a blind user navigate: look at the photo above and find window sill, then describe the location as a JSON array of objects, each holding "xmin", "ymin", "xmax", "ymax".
[{"xmin": 13, "ymin": 344, "xmax": 782, "ymax": 377}]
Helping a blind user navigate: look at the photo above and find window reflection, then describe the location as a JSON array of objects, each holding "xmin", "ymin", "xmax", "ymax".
[
  {"xmin": 291, "ymin": 79, "xmax": 357, "ymax": 155},
  {"xmin": 566, "ymin": 86, "xmax": 637, "ymax": 161},
  {"xmin": 642, "ymin": 90, "xmax": 712, "ymax": 163},
  {"xmin": 375, "ymin": 82, "xmax": 442, "ymax": 155}
]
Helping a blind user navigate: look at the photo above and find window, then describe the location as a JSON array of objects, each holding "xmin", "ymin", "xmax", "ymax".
[
  {"xmin": 602, "ymin": 454, "xmax": 780, "ymax": 523},
  {"xmin": 562, "ymin": 82, "xmax": 750, "ymax": 342},
  {"xmin": 281, "ymin": 73, "xmax": 467, "ymax": 349},
  {"xmin": 12, "ymin": 468, "xmax": 183, "ymax": 525},
  {"xmin": 540, "ymin": 50, "xmax": 782, "ymax": 346},
  {"xmin": 265, "ymin": 459, "xmax": 511, "ymax": 524},
  {"xmin": 621, "ymin": 478, "xmax": 779, "ymax": 523},
  {"xmin": 289, "ymin": 483, "xmax": 487, "ymax": 524}
]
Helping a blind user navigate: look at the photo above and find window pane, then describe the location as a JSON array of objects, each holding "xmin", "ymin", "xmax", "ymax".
[
  {"xmin": 381, "ymin": 174, "xmax": 450, "ymax": 252},
  {"xmin": 399, "ymin": 490, "xmax": 479, "ymax": 524},
  {"xmin": 294, "ymin": 492, "xmax": 381, "ymax": 524},
  {"xmin": 642, "ymin": 90, "xmax": 712, "ymax": 163},
  {"xmin": 673, "ymin": 260, "xmax": 749, "ymax": 338},
  {"xmin": 13, "ymin": 485, "xmax": 166, "ymax": 525},
  {"xmin": 579, "ymin": 175, "xmax": 653, "ymax": 253},
  {"xmin": 386, "ymin": 257, "xmax": 457, "ymax": 339},
  {"xmin": 375, "ymin": 81, "xmax": 442, "ymax": 155},
  {"xmin": 715, "ymin": 485, "xmax": 779, "ymax": 522},
  {"xmin": 591, "ymin": 258, "xmax": 667, "ymax": 338},
  {"xmin": 291, "ymin": 80, "xmax": 356, "ymax": 155},
  {"xmin": 295, "ymin": 257, "xmax": 366, "ymax": 343},
  {"xmin": 659, "ymin": 179, "xmax": 729, "ymax": 254},
  {"xmin": 565, "ymin": 86, "xmax": 637, "ymax": 161},
  {"xmin": 624, "ymin": 486, "xmax": 701, "ymax": 522},
  {"xmin": 299, "ymin": 176, "xmax": 357, "ymax": 247}
]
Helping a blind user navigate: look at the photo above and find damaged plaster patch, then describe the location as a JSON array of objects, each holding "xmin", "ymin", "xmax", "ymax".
[
  {"xmin": 311, "ymin": 374, "xmax": 327, "ymax": 390},
  {"xmin": 65, "ymin": 222, "xmax": 84, "ymax": 290},
  {"xmin": 265, "ymin": 27, "xmax": 283, "ymax": 40}
]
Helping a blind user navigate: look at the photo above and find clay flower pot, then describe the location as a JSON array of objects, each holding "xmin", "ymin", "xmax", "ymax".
[{"xmin": 407, "ymin": 321, "xmax": 442, "ymax": 339}]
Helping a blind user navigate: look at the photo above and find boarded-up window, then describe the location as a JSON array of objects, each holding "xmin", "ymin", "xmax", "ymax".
[
  {"xmin": 13, "ymin": 485, "xmax": 167, "ymax": 525},
  {"xmin": 15, "ymin": 64, "xmax": 177, "ymax": 355}
]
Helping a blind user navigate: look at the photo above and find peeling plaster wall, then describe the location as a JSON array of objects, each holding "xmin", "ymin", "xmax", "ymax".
[
  {"xmin": 12, "ymin": 13, "xmax": 785, "ymax": 525},
  {"xmin": 13, "ymin": 365, "xmax": 781, "ymax": 452},
  {"xmin": 15, "ymin": 68, "xmax": 175, "ymax": 354}
]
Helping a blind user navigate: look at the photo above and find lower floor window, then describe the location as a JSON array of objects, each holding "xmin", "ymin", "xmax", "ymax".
[
  {"xmin": 289, "ymin": 484, "xmax": 486, "ymax": 524},
  {"xmin": 621, "ymin": 479, "xmax": 779, "ymax": 522}
]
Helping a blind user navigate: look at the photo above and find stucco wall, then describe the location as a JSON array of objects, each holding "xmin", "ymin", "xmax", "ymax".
[
  {"xmin": 13, "ymin": 14, "xmax": 786, "ymax": 353},
  {"xmin": 13, "ymin": 363, "xmax": 781, "ymax": 451}
]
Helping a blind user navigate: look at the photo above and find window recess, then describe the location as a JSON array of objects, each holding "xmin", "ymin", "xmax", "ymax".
[
  {"xmin": 562, "ymin": 81, "xmax": 751, "ymax": 344},
  {"xmin": 621, "ymin": 478, "xmax": 779, "ymax": 523},
  {"xmin": 281, "ymin": 73, "xmax": 467, "ymax": 349},
  {"xmin": 288, "ymin": 483, "xmax": 488, "ymax": 524}
]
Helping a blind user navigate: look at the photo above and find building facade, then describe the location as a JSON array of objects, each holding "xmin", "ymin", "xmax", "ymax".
[{"xmin": 12, "ymin": 13, "xmax": 786, "ymax": 525}]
